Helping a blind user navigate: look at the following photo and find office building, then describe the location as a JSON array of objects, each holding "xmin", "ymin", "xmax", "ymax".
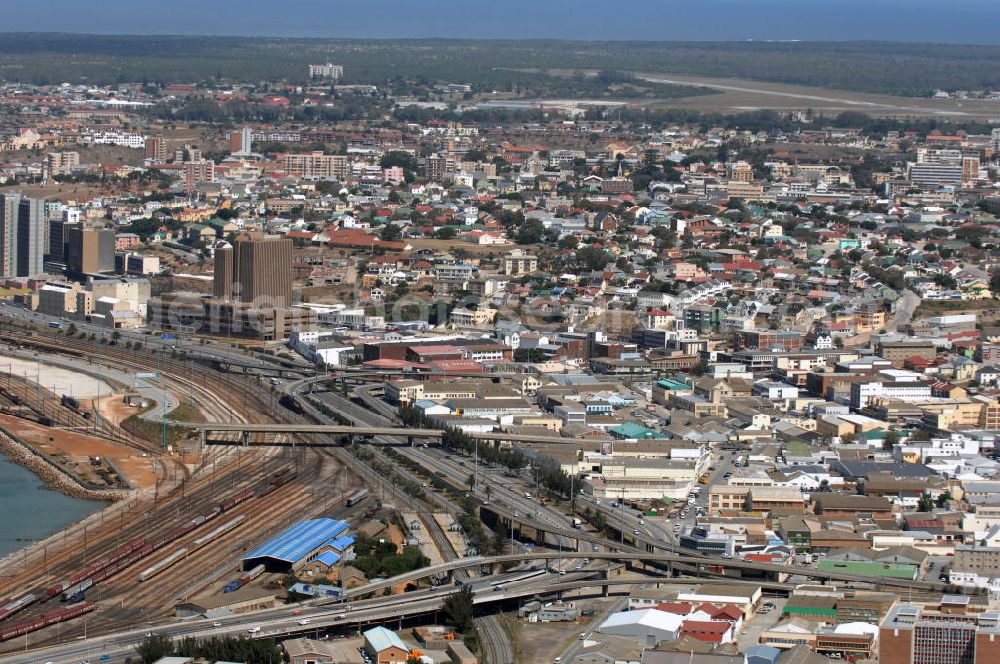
[
  {"xmin": 909, "ymin": 162, "xmax": 963, "ymax": 187},
  {"xmin": 230, "ymin": 127, "xmax": 253, "ymax": 156},
  {"xmin": 89, "ymin": 277, "xmax": 151, "ymax": 317},
  {"xmin": 46, "ymin": 151, "xmax": 79, "ymax": 175},
  {"xmin": 47, "ymin": 208, "xmax": 81, "ymax": 267},
  {"xmin": 116, "ymin": 253, "xmax": 160, "ymax": 276},
  {"xmin": 183, "ymin": 159, "xmax": 215, "ymax": 193},
  {"xmin": 66, "ymin": 225, "xmax": 115, "ymax": 274},
  {"xmin": 144, "ymin": 134, "xmax": 168, "ymax": 162},
  {"xmin": 16, "ymin": 197, "xmax": 46, "ymax": 277},
  {"xmin": 502, "ymin": 249, "xmax": 538, "ymax": 276},
  {"xmin": 213, "ymin": 232, "xmax": 292, "ymax": 307},
  {"xmin": 963, "ymin": 156, "xmax": 981, "ymax": 183},
  {"xmin": 308, "ymin": 63, "xmax": 343, "ymax": 80},
  {"xmin": 0, "ymin": 193, "xmax": 20, "ymax": 277},
  {"xmin": 148, "ymin": 293, "xmax": 315, "ymax": 341},
  {"xmin": 881, "ymin": 602, "xmax": 1000, "ymax": 664},
  {"xmin": 282, "ymin": 152, "xmax": 349, "ymax": 180}
]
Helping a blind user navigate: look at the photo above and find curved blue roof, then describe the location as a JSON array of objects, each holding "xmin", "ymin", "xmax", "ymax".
[{"xmin": 243, "ymin": 518, "xmax": 349, "ymax": 565}]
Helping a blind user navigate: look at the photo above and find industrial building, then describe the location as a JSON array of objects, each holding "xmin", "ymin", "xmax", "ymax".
[
  {"xmin": 174, "ymin": 586, "xmax": 277, "ymax": 619},
  {"xmin": 598, "ymin": 608, "xmax": 685, "ymax": 646},
  {"xmin": 241, "ymin": 518, "xmax": 351, "ymax": 573}
]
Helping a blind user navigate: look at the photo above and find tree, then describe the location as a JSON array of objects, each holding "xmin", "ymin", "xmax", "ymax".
[
  {"xmin": 380, "ymin": 150, "xmax": 418, "ymax": 172},
  {"xmin": 380, "ymin": 224, "xmax": 403, "ymax": 241},
  {"xmin": 882, "ymin": 430, "xmax": 900, "ymax": 451},
  {"xmin": 514, "ymin": 347, "xmax": 547, "ymax": 363},
  {"xmin": 135, "ymin": 634, "xmax": 174, "ymax": 664},
  {"xmin": 688, "ymin": 360, "xmax": 708, "ymax": 377},
  {"xmin": 917, "ymin": 492, "xmax": 934, "ymax": 513},
  {"xmin": 991, "ymin": 272, "xmax": 1000, "ymax": 295},
  {"xmin": 443, "ymin": 585, "xmax": 475, "ymax": 633},
  {"xmin": 576, "ymin": 246, "xmax": 611, "ymax": 271},
  {"xmin": 434, "ymin": 225, "xmax": 458, "ymax": 239},
  {"xmin": 515, "ymin": 219, "xmax": 545, "ymax": 245}
]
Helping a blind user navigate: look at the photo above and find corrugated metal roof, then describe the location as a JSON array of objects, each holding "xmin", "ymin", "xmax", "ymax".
[
  {"xmin": 328, "ymin": 534, "xmax": 355, "ymax": 552},
  {"xmin": 314, "ymin": 551, "xmax": 340, "ymax": 567},
  {"xmin": 242, "ymin": 518, "xmax": 348, "ymax": 564},
  {"xmin": 364, "ymin": 626, "xmax": 408, "ymax": 653}
]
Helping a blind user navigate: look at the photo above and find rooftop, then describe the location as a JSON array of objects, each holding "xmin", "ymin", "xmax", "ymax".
[{"xmin": 242, "ymin": 518, "xmax": 348, "ymax": 565}]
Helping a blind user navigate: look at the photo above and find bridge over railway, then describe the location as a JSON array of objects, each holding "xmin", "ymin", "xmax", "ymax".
[
  {"xmin": 337, "ymin": 549, "xmax": 953, "ymax": 600},
  {"xmin": 191, "ymin": 422, "xmax": 444, "ymax": 446},
  {"xmin": 192, "ymin": 422, "xmax": 586, "ymax": 446}
]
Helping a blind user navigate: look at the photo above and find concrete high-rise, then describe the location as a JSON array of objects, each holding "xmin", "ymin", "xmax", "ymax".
[
  {"xmin": 16, "ymin": 197, "xmax": 45, "ymax": 277},
  {"xmin": 65, "ymin": 225, "xmax": 115, "ymax": 275},
  {"xmin": 213, "ymin": 240, "xmax": 235, "ymax": 301},
  {"xmin": 213, "ymin": 232, "xmax": 292, "ymax": 306},
  {"xmin": 0, "ymin": 193, "xmax": 20, "ymax": 277},
  {"xmin": 230, "ymin": 128, "xmax": 252, "ymax": 156},
  {"xmin": 144, "ymin": 134, "xmax": 168, "ymax": 162}
]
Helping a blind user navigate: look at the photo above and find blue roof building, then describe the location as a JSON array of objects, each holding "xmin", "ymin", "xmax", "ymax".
[{"xmin": 242, "ymin": 518, "xmax": 349, "ymax": 572}]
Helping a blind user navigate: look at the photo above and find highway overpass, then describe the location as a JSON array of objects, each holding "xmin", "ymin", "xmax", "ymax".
[
  {"xmin": 192, "ymin": 422, "xmax": 444, "ymax": 446},
  {"xmin": 193, "ymin": 421, "xmax": 593, "ymax": 446}
]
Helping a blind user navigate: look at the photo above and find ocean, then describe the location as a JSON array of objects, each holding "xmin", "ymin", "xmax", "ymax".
[{"xmin": 0, "ymin": 456, "xmax": 105, "ymax": 558}]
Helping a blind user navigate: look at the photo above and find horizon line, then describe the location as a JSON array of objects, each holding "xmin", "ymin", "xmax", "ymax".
[{"xmin": 0, "ymin": 31, "xmax": 998, "ymax": 48}]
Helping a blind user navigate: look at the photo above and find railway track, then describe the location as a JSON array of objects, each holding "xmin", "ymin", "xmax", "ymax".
[{"xmin": 296, "ymin": 392, "xmax": 517, "ymax": 664}]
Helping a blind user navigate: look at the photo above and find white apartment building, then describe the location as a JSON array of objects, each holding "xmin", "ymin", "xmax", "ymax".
[{"xmin": 850, "ymin": 380, "xmax": 931, "ymax": 410}]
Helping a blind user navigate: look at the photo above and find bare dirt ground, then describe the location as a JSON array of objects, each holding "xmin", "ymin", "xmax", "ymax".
[
  {"xmin": 0, "ymin": 413, "xmax": 158, "ymax": 489},
  {"xmin": 0, "ymin": 354, "xmax": 114, "ymax": 398}
]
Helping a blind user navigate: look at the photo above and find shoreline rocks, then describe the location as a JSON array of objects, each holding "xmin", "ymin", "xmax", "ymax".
[{"xmin": 0, "ymin": 428, "xmax": 132, "ymax": 502}]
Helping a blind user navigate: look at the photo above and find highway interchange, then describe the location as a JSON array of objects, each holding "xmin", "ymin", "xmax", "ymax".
[{"xmin": 0, "ymin": 302, "xmax": 963, "ymax": 664}]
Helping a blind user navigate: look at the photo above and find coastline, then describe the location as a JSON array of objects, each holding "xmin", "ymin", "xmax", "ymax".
[{"xmin": 0, "ymin": 427, "xmax": 133, "ymax": 502}]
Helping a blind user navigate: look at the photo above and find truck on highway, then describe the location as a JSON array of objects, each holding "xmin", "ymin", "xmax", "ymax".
[{"xmin": 571, "ymin": 517, "xmax": 582, "ymax": 529}]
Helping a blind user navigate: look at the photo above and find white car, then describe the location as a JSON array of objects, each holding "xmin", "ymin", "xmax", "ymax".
[
  {"xmin": 248, "ymin": 626, "xmax": 261, "ymax": 634},
  {"xmin": 213, "ymin": 621, "xmax": 222, "ymax": 627},
  {"xmin": 298, "ymin": 619, "xmax": 311, "ymax": 625}
]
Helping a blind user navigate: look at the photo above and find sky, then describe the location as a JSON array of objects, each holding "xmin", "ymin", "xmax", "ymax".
[{"xmin": 4, "ymin": 0, "xmax": 1000, "ymax": 44}]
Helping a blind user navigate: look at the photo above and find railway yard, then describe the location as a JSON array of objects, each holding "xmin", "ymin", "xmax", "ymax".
[
  {"xmin": 0, "ymin": 313, "xmax": 984, "ymax": 664},
  {"xmin": 0, "ymin": 319, "xmax": 355, "ymax": 655}
]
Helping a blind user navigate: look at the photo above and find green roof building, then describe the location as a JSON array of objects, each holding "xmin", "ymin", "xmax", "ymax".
[{"xmin": 817, "ymin": 560, "xmax": 917, "ymax": 580}]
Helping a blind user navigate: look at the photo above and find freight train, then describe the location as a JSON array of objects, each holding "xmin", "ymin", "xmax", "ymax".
[
  {"xmin": 0, "ymin": 594, "xmax": 38, "ymax": 623},
  {"xmin": 137, "ymin": 516, "xmax": 246, "ymax": 582},
  {"xmin": 0, "ymin": 602, "xmax": 95, "ymax": 642},
  {"xmin": 33, "ymin": 470, "xmax": 291, "ymax": 605}
]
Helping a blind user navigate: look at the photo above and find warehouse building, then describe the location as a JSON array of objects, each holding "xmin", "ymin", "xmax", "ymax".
[
  {"xmin": 599, "ymin": 608, "xmax": 684, "ymax": 646},
  {"xmin": 241, "ymin": 518, "xmax": 350, "ymax": 573},
  {"xmin": 175, "ymin": 586, "xmax": 277, "ymax": 618}
]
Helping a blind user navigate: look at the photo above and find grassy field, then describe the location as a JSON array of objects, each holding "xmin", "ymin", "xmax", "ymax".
[{"xmin": 122, "ymin": 401, "xmax": 201, "ymax": 447}]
